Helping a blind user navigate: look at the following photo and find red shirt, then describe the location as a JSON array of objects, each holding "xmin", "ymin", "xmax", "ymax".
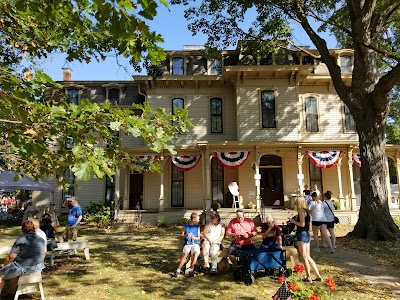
[
  {"xmin": 261, "ymin": 223, "xmax": 281, "ymax": 243},
  {"xmin": 227, "ymin": 218, "xmax": 256, "ymax": 246}
]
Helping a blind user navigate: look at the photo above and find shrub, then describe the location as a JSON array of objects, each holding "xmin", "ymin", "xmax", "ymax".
[
  {"xmin": 157, "ymin": 220, "xmax": 171, "ymax": 228},
  {"xmin": 177, "ymin": 217, "xmax": 190, "ymax": 226},
  {"xmin": 212, "ymin": 201, "xmax": 221, "ymax": 211},
  {"xmin": 83, "ymin": 202, "xmax": 115, "ymax": 228},
  {"xmin": 332, "ymin": 201, "xmax": 340, "ymax": 210}
]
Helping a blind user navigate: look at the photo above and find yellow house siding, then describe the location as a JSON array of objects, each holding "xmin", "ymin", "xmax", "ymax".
[
  {"xmin": 183, "ymin": 164, "xmax": 204, "ymax": 209},
  {"xmin": 73, "ymin": 176, "xmax": 105, "ymax": 209},
  {"xmin": 238, "ymin": 159, "xmax": 256, "ymax": 207},
  {"xmin": 120, "ymin": 132, "xmax": 145, "ymax": 148},
  {"xmin": 282, "ymin": 154, "xmax": 300, "ymax": 196},
  {"xmin": 236, "ymin": 81, "xmax": 299, "ymax": 142},
  {"xmin": 144, "ymin": 171, "xmax": 161, "ymax": 210}
]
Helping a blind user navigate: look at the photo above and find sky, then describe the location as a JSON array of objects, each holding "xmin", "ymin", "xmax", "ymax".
[{"xmin": 41, "ymin": 4, "xmax": 337, "ymax": 81}]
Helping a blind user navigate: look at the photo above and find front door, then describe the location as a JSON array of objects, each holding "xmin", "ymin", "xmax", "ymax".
[
  {"xmin": 129, "ymin": 173, "xmax": 143, "ymax": 210},
  {"xmin": 260, "ymin": 168, "xmax": 284, "ymax": 206}
]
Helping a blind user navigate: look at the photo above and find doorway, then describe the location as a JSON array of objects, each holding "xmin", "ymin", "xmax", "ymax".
[
  {"xmin": 259, "ymin": 155, "xmax": 284, "ymax": 207},
  {"xmin": 129, "ymin": 172, "xmax": 143, "ymax": 210}
]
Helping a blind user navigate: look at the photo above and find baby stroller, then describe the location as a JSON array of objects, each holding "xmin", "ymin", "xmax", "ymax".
[
  {"xmin": 280, "ymin": 218, "xmax": 297, "ymax": 248},
  {"xmin": 233, "ymin": 248, "xmax": 290, "ymax": 285}
]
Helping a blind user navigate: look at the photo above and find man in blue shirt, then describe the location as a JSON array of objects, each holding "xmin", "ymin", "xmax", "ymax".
[{"xmin": 62, "ymin": 196, "xmax": 82, "ymax": 242}]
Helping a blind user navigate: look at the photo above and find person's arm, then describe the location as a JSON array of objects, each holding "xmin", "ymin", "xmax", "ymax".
[
  {"xmin": 290, "ymin": 210, "xmax": 305, "ymax": 228},
  {"xmin": 202, "ymin": 223, "xmax": 211, "ymax": 242},
  {"xmin": 180, "ymin": 226, "xmax": 186, "ymax": 239},
  {"xmin": 71, "ymin": 215, "xmax": 82, "ymax": 228},
  {"xmin": 52, "ymin": 222, "xmax": 58, "ymax": 233},
  {"xmin": 194, "ymin": 226, "xmax": 201, "ymax": 241},
  {"xmin": 215, "ymin": 226, "xmax": 225, "ymax": 243},
  {"xmin": 3, "ymin": 252, "xmax": 17, "ymax": 266},
  {"xmin": 261, "ymin": 223, "xmax": 274, "ymax": 239},
  {"xmin": 225, "ymin": 222, "xmax": 236, "ymax": 238}
]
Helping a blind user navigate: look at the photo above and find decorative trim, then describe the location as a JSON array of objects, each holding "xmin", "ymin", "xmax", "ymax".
[
  {"xmin": 214, "ymin": 151, "xmax": 251, "ymax": 169},
  {"xmin": 306, "ymin": 150, "xmax": 343, "ymax": 168},
  {"xmin": 352, "ymin": 153, "xmax": 361, "ymax": 167},
  {"xmin": 170, "ymin": 155, "xmax": 201, "ymax": 171}
]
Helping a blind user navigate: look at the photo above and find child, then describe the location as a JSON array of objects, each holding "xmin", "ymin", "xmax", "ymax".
[{"xmin": 171, "ymin": 212, "xmax": 200, "ymax": 278}]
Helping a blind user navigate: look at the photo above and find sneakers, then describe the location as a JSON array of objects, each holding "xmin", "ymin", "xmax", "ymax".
[
  {"xmin": 203, "ymin": 262, "xmax": 210, "ymax": 269},
  {"xmin": 210, "ymin": 268, "xmax": 217, "ymax": 274},
  {"xmin": 189, "ymin": 270, "xmax": 195, "ymax": 278},
  {"xmin": 329, "ymin": 248, "xmax": 335, "ymax": 253},
  {"xmin": 313, "ymin": 248, "xmax": 321, "ymax": 253},
  {"xmin": 171, "ymin": 271, "xmax": 180, "ymax": 278}
]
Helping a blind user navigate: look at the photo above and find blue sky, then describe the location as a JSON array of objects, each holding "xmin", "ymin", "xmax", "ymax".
[{"xmin": 42, "ymin": 4, "xmax": 336, "ymax": 81}]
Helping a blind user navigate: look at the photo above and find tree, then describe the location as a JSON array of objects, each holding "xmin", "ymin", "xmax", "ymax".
[
  {"xmin": 388, "ymin": 86, "xmax": 400, "ymax": 183},
  {"xmin": 0, "ymin": 0, "xmax": 192, "ymax": 184},
  {"xmin": 171, "ymin": 0, "xmax": 400, "ymax": 240}
]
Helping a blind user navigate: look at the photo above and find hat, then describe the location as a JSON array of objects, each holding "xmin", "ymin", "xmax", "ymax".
[{"xmin": 69, "ymin": 196, "xmax": 77, "ymax": 201}]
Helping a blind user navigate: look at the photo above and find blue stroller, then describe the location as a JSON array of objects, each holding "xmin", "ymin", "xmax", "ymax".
[{"xmin": 233, "ymin": 247, "xmax": 289, "ymax": 285}]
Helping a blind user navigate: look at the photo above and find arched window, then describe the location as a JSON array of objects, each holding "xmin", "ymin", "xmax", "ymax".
[
  {"xmin": 210, "ymin": 98, "xmax": 223, "ymax": 133},
  {"xmin": 305, "ymin": 96, "xmax": 319, "ymax": 132},
  {"xmin": 261, "ymin": 90, "xmax": 276, "ymax": 128},
  {"xmin": 172, "ymin": 57, "xmax": 184, "ymax": 75}
]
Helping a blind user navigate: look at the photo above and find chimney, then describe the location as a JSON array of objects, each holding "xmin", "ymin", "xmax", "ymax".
[{"xmin": 62, "ymin": 67, "xmax": 72, "ymax": 81}]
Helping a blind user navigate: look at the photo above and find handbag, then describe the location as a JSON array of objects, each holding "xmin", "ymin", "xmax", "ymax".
[{"xmin": 325, "ymin": 201, "xmax": 339, "ymax": 224}]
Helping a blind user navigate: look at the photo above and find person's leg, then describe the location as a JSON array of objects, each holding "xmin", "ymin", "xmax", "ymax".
[
  {"xmin": 312, "ymin": 225, "xmax": 320, "ymax": 250},
  {"xmin": 8, "ymin": 277, "xmax": 19, "ymax": 294},
  {"xmin": 201, "ymin": 240, "xmax": 211, "ymax": 266},
  {"xmin": 72, "ymin": 226, "xmax": 78, "ymax": 241},
  {"xmin": 320, "ymin": 224, "xmax": 333, "ymax": 251},
  {"xmin": 210, "ymin": 244, "xmax": 219, "ymax": 271},
  {"xmin": 228, "ymin": 244, "xmax": 237, "ymax": 268},
  {"xmin": 329, "ymin": 227, "xmax": 336, "ymax": 249},
  {"xmin": 304, "ymin": 242, "xmax": 322, "ymax": 280},
  {"xmin": 296, "ymin": 242, "xmax": 312, "ymax": 281},
  {"xmin": 0, "ymin": 277, "xmax": 5, "ymax": 294},
  {"xmin": 63, "ymin": 225, "xmax": 70, "ymax": 242}
]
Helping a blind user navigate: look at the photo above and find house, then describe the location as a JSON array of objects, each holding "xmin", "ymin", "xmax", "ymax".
[{"xmin": 34, "ymin": 43, "xmax": 400, "ymax": 221}]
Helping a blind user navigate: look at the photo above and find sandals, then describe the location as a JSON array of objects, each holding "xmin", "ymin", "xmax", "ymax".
[
  {"xmin": 314, "ymin": 277, "xmax": 322, "ymax": 282},
  {"xmin": 301, "ymin": 277, "xmax": 313, "ymax": 283}
]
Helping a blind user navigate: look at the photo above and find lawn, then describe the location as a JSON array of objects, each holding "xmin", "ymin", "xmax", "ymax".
[{"xmin": 0, "ymin": 221, "xmax": 399, "ymax": 300}]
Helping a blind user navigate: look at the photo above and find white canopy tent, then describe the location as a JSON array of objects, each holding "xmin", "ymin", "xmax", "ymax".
[{"xmin": 0, "ymin": 171, "xmax": 53, "ymax": 192}]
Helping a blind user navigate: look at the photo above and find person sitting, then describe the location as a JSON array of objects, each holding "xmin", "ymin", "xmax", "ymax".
[
  {"xmin": 40, "ymin": 213, "xmax": 59, "ymax": 251},
  {"xmin": 171, "ymin": 212, "xmax": 201, "ymax": 279},
  {"xmin": 260, "ymin": 214, "xmax": 283, "ymax": 250},
  {"xmin": 201, "ymin": 211, "xmax": 225, "ymax": 273},
  {"xmin": 0, "ymin": 220, "xmax": 46, "ymax": 297},
  {"xmin": 226, "ymin": 209, "xmax": 257, "ymax": 268}
]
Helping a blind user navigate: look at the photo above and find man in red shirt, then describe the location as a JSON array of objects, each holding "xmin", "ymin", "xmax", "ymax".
[
  {"xmin": 226, "ymin": 209, "xmax": 257, "ymax": 267},
  {"xmin": 260, "ymin": 214, "xmax": 282, "ymax": 250}
]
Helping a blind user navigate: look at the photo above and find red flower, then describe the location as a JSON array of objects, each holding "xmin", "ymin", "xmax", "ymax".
[
  {"xmin": 293, "ymin": 264, "xmax": 305, "ymax": 274},
  {"xmin": 309, "ymin": 294, "xmax": 320, "ymax": 300},
  {"xmin": 288, "ymin": 282, "xmax": 300, "ymax": 291},
  {"xmin": 325, "ymin": 278, "xmax": 337, "ymax": 290},
  {"xmin": 277, "ymin": 276, "xmax": 286, "ymax": 283}
]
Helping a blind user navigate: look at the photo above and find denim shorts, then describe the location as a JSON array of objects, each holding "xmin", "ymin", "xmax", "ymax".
[
  {"xmin": 0, "ymin": 261, "xmax": 40, "ymax": 280},
  {"xmin": 296, "ymin": 231, "xmax": 311, "ymax": 243}
]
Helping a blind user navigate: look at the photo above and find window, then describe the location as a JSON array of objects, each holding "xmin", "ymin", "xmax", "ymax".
[
  {"xmin": 210, "ymin": 98, "xmax": 223, "ymax": 133},
  {"xmin": 105, "ymin": 175, "xmax": 115, "ymax": 203},
  {"xmin": 309, "ymin": 159, "xmax": 322, "ymax": 194},
  {"xmin": 68, "ymin": 89, "xmax": 79, "ymax": 105},
  {"xmin": 210, "ymin": 59, "xmax": 222, "ymax": 75},
  {"xmin": 305, "ymin": 96, "xmax": 319, "ymax": 132},
  {"xmin": 302, "ymin": 56, "xmax": 314, "ymax": 65},
  {"xmin": 344, "ymin": 105, "xmax": 356, "ymax": 132},
  {"xmin": 211, "ymin": 157, "xmax": 224, "ymax": 206},
  {"xmin": 171, "ymin": 164, "xmax": 184, "ymax": 207},
  {"xmin": 261, "ymin": 90, "xmax": 276, "ymax": 128},
  {"xmin": 108, "ymin": 88, "xmax": 120, "ymax": 104},
  {"xmin": 340, "ymin": 55, "xmax": 352, "ymax": 73},
  {"xmin": 172, "ymin": 57, "xmax": 184, "ymax": 75},
  {"xmin": 62, "ymin": 169, "xmax": 75, "ymax": 206},
  {"xmin": 172, "ymin": 98, "xmax": 184, "ymax": 113}
]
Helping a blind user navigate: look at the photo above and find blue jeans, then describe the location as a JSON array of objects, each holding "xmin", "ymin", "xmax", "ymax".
[
  {"xmin": 0, "ymin": 261, "xmax": 43, "ymax": 280},
  {"xmin": 296, "ymin": 231, "xmax": 311, "ymax": 243}
]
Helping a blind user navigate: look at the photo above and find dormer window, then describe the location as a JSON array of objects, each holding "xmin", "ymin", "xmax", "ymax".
[
  {"xmin": 302, "ymin": 56, "xmax": 314, "ymax": 65},
  {"xmin": 172, "ymin": 57, "xmax": 184, "ymax": 75},
  {"xmin": 340, "ymin": 55, "xmax": 352, "ymax": 73},
  {"xmin": 210, "ymin": 59, "xmax": 222, "ymax": 75},
  {"xmin": 108, "ymin": 88, "xmax": 120, "ymax": 104},
  {"xmin": 68, "ymin": 89, "xmax": 79, "ymax": 105}
]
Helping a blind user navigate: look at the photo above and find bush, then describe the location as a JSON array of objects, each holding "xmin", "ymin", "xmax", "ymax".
[
  {"xmin": 177, "ymin": 217, "xmax": 190, "ymax": 226},
  {"xmin": 83, "ymin": 202, "xmax": 115, "ymax": 228},
  {"xmin": 157, "ymin": 220, "xmax": 171, "ymax": 228},
  {"xmin": 212, "ymin": 201, "xmax": 221, "ymax": 211}
]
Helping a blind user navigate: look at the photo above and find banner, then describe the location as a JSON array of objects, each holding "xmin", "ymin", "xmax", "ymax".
[
  {"xmin": 306, "ymin": 151, "xmax": 342, "ymax": 169},
  {"xmin": 170, "ymin": 155, "xmax": 201, "ymax": 171},
  {"xmin": 214, "ymin": 151, "xmax": 250, "ymax": 169},
  {"xmin": 352, "ymin": 153, "xmax": 361, "ymax": 167}
]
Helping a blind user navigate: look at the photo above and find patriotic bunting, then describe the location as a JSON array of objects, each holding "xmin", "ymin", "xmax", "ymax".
[
  {"xmin": 306, "ymin": 150, "xmax": 343, "ymax": 169},
  {"xmin": 214, "ymin": 151, "xmax": 251, "ymax": 169},
  {"xmin": 352, "ymin": 153, "xmax": 361, "ymax": 167},
  {"xmin": 170, "ymin": 155, "xmax": 201, "ymax": 171}
]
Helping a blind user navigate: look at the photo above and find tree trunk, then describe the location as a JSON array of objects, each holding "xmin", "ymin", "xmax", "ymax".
[{"xmin": 349, "ymin": 95, "xmax": 400, "ymax": 241}]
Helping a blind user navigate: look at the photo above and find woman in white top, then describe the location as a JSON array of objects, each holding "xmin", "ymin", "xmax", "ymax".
[
  {"xmin": 321, "ymin": 191, "xmax": 336, "ymax": 249},
  {"xmin": 308, "ymin": 192, "xmax": 334, "ymax": 253},
  {"xmin": 201, "ymin": 211, "xmax": 225, "ymax": 273}
]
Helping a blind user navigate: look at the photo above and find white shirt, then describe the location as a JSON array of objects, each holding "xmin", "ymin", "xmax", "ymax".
[
  {"xmin": 206, "ymin": 223, "xmax": 223, "ymax": 242},
  {"xmin": 308, "ymin": 200, "xmax": 327, "ymax": 222}
]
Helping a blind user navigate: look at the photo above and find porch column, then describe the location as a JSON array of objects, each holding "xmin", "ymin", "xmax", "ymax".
[
  {"xmin": 396, "ymin": 153, "xmax": 400, "ymax": 198},
  {"xmin": 254, "ymin": 162, "xmax": 262, "ymax": 213},
  {"xmin": 159, "ymin": 158, "xmax": 165, "ymax": 212},
  {"xmin": 385, "ymin": 157, "xmax": 392, "ymax": 204},
  {"xmin": 347, "ymin": 149, "xmax": 357, "ymax": 211},
  {"xmin": 205, "ymin": 154, "xmax": 211, "ymax": 211},
  {"xmin": 123, "ymin": 169, "xmax": 129, "ymax": 210},
  {"xmin": 297, "ymin": 150, "xmax": 304, "ymax": 194},
  {"xmin": 336, "ymin": 160, "xmax": 346, "ymax": 209}
]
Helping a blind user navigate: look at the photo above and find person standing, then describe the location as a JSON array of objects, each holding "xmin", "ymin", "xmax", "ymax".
[
  {"xmin": 62, "ymin": 196, "xmax": 82, "ymax": 242},
  {"xmin": 226, "ymin": 209, "xmax": 257, "ymax": 267},
  {"xmin": 289, "ymin": 197, "xmax": 322, "ymax": 283},
  {"xmin": 321, "ymin": 191, "xmax": 336, "ymax": 249},
  {"xmin": 0, "ymin": 220, "xmax": 46, "ymax": 297}
]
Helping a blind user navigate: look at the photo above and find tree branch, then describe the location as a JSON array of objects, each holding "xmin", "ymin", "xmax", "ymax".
[
  {"xmin": 375, "ymin": 63, "xmax": 400, "ymax": 96},
  {"xmin": 370, "ymin": 1, "xmax": 400, "ymax": 37}
]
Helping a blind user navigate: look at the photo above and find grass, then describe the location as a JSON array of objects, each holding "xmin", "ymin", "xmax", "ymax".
[{"xmin": 0, "ymin": 222, "xmax": 399, "ymax": 299}]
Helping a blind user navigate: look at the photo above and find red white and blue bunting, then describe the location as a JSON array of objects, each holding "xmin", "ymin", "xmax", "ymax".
[
  {"xmin": 306, "ymin": 150, "xmax": 343, "ymax": 169},
  {"xmin": 214, "ymin": 151, "xmax": 251, "ymax": 169},
  {"xmin": 352, "ymin": 154, "xmax": 361, "ymax": 167},
  {"xmin": 170, "ymin": 155, "xmax": 201, "ymax": 171}
]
